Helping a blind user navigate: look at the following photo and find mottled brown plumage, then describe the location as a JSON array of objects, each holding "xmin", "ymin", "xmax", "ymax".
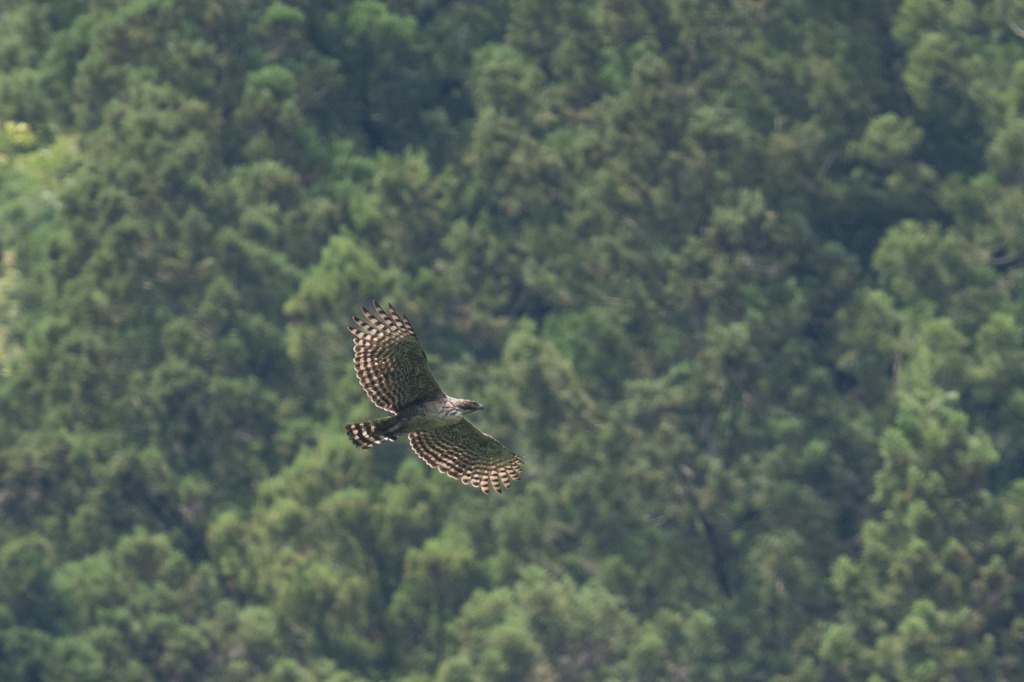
[{"xmin": 345, "ymin": 302, "xmax": 522, "ymax": 493}]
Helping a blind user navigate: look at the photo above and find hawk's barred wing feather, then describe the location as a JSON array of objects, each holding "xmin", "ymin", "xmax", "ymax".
[
  {"xmin": 349, "ymin": 301, "xmax": 445, "ymax": 412},
  {"xmin": 408, "ymin": 420, "xmax": 523, "ymax": 494}
]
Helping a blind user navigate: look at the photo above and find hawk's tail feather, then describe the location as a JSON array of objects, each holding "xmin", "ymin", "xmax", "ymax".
[{"xmin": 345, "ymin": 417, "xmax": 400, "ymax": 449}]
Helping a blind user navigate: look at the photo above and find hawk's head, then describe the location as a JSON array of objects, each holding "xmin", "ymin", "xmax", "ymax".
[{"xmin": 451, "ymin": 398, "xmax": 483, "ymax": 414}]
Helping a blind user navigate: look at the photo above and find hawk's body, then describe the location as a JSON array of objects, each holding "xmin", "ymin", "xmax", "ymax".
[{"xmin": 344, "ymin": 302, "xmax": 522, "ymax": 493}]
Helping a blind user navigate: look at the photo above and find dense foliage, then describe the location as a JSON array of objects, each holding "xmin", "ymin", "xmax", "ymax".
[{"xmin": 2, "ymin": 0, "xmax": 1023, "ymax": 679}]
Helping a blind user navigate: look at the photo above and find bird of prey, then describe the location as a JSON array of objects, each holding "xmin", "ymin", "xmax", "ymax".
[{"xmin": 344, "ymin": 302, "xmax": 522, "ymax": 493}]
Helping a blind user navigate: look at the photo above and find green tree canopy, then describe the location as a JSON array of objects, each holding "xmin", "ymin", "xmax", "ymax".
[{"xmin": 2, "ymin": 0, "xmax": 1023, "ymax": 679}]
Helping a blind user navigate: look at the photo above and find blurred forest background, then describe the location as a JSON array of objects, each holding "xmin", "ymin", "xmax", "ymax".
[{"xmin": 2, "ymin": 0, "xmax": 1024, "ymax": 680}]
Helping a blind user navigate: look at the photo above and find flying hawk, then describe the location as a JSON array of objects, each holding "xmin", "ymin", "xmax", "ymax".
[{"xmin": 344, "ymin": 302, "xmax": 522, "ymax": 493}]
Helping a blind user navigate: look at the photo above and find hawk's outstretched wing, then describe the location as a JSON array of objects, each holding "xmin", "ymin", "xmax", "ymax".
[
  {"xmin": 409, "ymin": 420, "xmax": 523, "ymax": 494},
  {"xmin": 349, "ymin": 301, "xmax": 445, "ymax": 412}
]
